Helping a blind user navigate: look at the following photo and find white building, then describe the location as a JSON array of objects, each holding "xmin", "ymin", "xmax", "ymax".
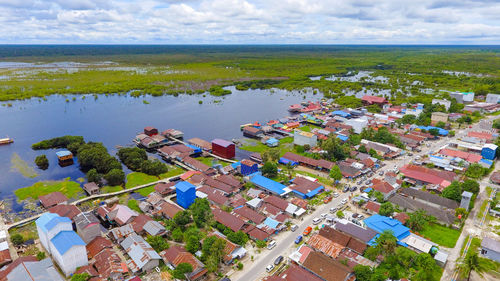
[
  {"xmin": 49, "ymin": 231, "xmax": 88, "ymax": 276},
  {"xmin": 451, "ymin": 92, "xmax": 474, "ymax": 103},
  {"xmin": 35, "ymin": 213, "xmax": 73, "ymax": 254},
  {"xmin": 432, "ymin": 99, "xmax": 451, "ymax": 110},
  {"xmin": 486, "ymin": 94, "xmax": 500, "ymax": 104},
  {"xmin": 293, "ymin": 129, "xmax": 317, "ymax": 147},
  {"xmin": 345, "ymin": 117, "xmax": 369, "ymax": 134}
]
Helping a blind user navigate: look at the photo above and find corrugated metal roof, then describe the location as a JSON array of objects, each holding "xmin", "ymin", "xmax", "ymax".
[
  {"xmin": 44, "ymin": 216, "xmax": 71, "ymax": 231},
  {"xmin": 55, "ymin": 150, "xmax": 72, "ymax": 157},
  {"xmin": 35, "ymin": 213, "xmax": 59, "ymax": 233},
  {"xmin": 50, "ymin": 231, "xmax": 86, "ymax": 255}
]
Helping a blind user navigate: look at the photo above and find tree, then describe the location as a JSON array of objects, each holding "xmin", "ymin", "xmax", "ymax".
[
  {"xmin": 329, "ymin": 165, "xmax": 342, "ymax": 181},
  {"xmin": 373, "ymin": 191, "xmax": 385, "ymax": 203},
  {"xmin": 369, "ymin": 148, "xmax": 378, "ymax": 158},
  {"xmin": 335, "ymin": 95, "xmax": 362, "ymax": 108},
  {"xmin": 256, "ymin": 240, "xmax": 267, "ymax": 248},
  {"xmin": 104, "ymin": 168, "xmax": 125, "ymax": 186},
  {"xmin": 457, "ymin": 252, "xmax": 490, "ymax": 281},
  {"xmin": 353, "ymin": 265, "xmax": 373, "ymax": 281},
  {"xmin": 186, "ymin": 235, "xmax": 200, "ymax": 253},
  {"xmin": 428, "ymin": 128, "xmax": 440, "ymax": 136},
  {"xmin": 36, "ymin": 251, "xmax": 46, "ymax": 260},
  {"xmin": 322, "ymin": 136, "xmax": 349, "ymax": 161},
  {"xmin": 189, "ymin": 198, "xmax": 212, "ymax": 228},
  {"xmin": 378, "ymin": 202, "xmax": 394, "ymax": 217},
  {"xmin": 442, "ymin": 181, "xmax": 462, "ymax": 202},
  {"xmin": 172, "ymin": 263, "xmax": 193, "ymax": 280},
  {"xmin": 140, "ymin": 160, "xmax": 168, "ymax": 176},
  {"xmin": 146, "ymin": 235, "xmax": 169, "ymax": 252},
  {"xmin": 227, "ymin": 231, "xmax": 248, "ymax": 246},
  {"xmin": 466, "ymin": 164, "xmax": 487, "ymax": 179},
  {"xmin": 358, "ymin": 145, "xmax": 367, "ymax": 153},
  {"xmin": 86, "ymin": 168, "xmax": 101, "ymax": 184},
  {"xmin": 71, "ymin": 273, "xmax": 90, "ymax": 281},
  {"xmin": 336, "ymin": 210, "xmax": 345, "ymax": 218},
  {"xmin": 436, "ymin": 121, "xmax": 446, "ymax": 128},
  {"xmin": 11, "ymin": 233, "xmax": 23, "ymax": 246},
  {"xmin": 261, "ymin": 148, "xmax": 280, "ymax": 163},
  {"xmin": 455, "ymin": 208, "xmax": 467, "ymax": 218},
  {"xmin": 261, "ymin": 162, "xmax": 278, "ymax": 178},
  {"xmin": 117, "ymin": 147, "xmax": 147, "ymax": 171},
  {"xmin": 34, "ymin": 155, "xmax": 49, "ymax": 170},
  {"xmin": 174, "ymin": 210, "xmax": 192, "ymax": 228},
  {"xmin": 172, "ymin": 228, "xmax": 184, "ymax": 242},
  {"xmin": 462, "ymin": 179, "xmax": 480, "ymax": 194},
  {"xmin": 375, "ymin": 230, "xmax": 397, "ymax": 255},
  {"xmin": 493, "ymin": 119, "xmax": 500, "ymax": 129},
  {"xmin": 407, "ymin": 209, "xmax": 433, "ymax": 232},
  {"xmin": 237, "ymin": 262, "xmax": 243, "ymax": 270},
  {"xmin": 204, "ymin": 237, "xmax": 226, "ymax": 273},
  {"xmin": 449, "ymin": 130, "xmax": 456, "ymax": 137},
  {"xmin": 414, "ymin": 253, "xmax": 437, "ymax": 280}
]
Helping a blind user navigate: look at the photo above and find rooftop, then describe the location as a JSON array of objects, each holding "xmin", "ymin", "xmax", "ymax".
[{"xmin": 50, "ymin": 231, "xmax": 86, "ymax": 255}]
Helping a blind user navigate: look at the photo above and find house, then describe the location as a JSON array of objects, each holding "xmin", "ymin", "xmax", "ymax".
[
  {"xmin": 86, "ymin": 236, "xmax": 113, "ymax": 259},
  {"xmin": 0, "ymin": 242, "xmax": 11, "ymax": 268},
  {"xmin": 176, "ymin": 181, "xmax": 196, "ymax": 209},
  {"xmin": 39, "ymin": 192, "xmax": 68, "ymax": 209},
  {"xmin": 110, "ymin": 224, "xmax": 135, "ymax": 242},
  {"xmin": 154, "ymin": 182, "xmax": 175, "ymax": 196},
  {"xmin": 399, "ymin": 164, "xmax": 458, "ymax": 189},
  {"xmin": 371, "ymin": 178, "xmax": 398, "ymax": 200},
  {"xmin": 82, "ymin": 182, "xmax": 99, "ymax": 195},
  {"xmin": 345, "ymin": 117, "xmax": 369, "ymax": 134},
  {"xmin": 160, "ymin": 246, "xmax": 207, "ymax": 281},
  {"xmin": 293, "ymin": 130, "xmax": 318, "ymax": 147},
  {"xmin": 130, "ymin": 214, "xmax": 154, "ymax": 234},
  {"xmin": 431, "ymin": 112, "xmax": 448, "ymax": 125},
  {"xmin": 56, "ymin": 150, "xmax": 73, "ymax": 165},
  {"xmin": 486, "ymin": 94, "xmax": 500, "ymax": 104},
  {"xmin": 289, "ymin": 176, "xmax": 324, "ymax": 199},
  {"xmin": 188, "ymin": 138, "xmax": 212, "ymax": 151},
  {"xmin": 364, "ymin": 201, "xmax": 381, "ymax": 214},
  {"xmin": 144, "ymin": 126, "xmax": 158, "ymax": 136},
  {"xmin": 361, "ymin": 95, "xmax": 387, "ymax": 105},
  {"xmin": 301, "ymin": 251, "xmax": 353, "ymax": 281},
  {"xmin": 389, "ymin": 194, "xmax": 456, "ymax": 225},
  {"xmin": 438, "ymin": 148, "xmax": 482, "ymax": 164},
  {"xmin": 157, "ymin": 201, "xmax": 183, "ymax": 220},
  {"xmin": 233, "ymin": 206, "xmax": 266, "ymax": 224},
  {"xmin": 107, "ymin": 204, "xmax": 138, "ymax": 226},
  {"xmin": 74, "ymin": 212, "xmax": 101, "ymax": 244},
  {"xmin": 143, "ymin": 220, "xmax": 166, "ymax": 236},
  {"xmin": 208, "ymin": 231, "xmax": 247, "ymax": 264},
  {"xmin": 450, "ymin": 91, "xmax": 474, "ymax": 103},
  {"xmin": 212, "ymin": 208, "xmax": 246, "ymax": 232},
  {"xmin": 432, "ymin": 99, "xmax": 451, "ymax": 110},
  {"xmin": 363, "ymin": 214, "xmax": 411, "ymax": 243},
  {"xmin": 399, "ymin": 188, "xmax": 459, "ymax": 210},
  {"xmin": 162, "ymin": 128, "xmax": 184, "ymax": 139},
  {"xmin": 319, "ymin": 226, "xmax": 368, "ymax": 255},
  {"xmin": 240, "ymin": 159, "xmax": 258, "ymax": 176},
  {"xmin": 94, "ymin": 248, "xmax": 128, "ymax": 280},
  {"xmin": 468, "ymin": 131, "xmax": 494, "ymax": 142},
  {"xmin": 482, "ymin": 143, "xmax": 498, "ymax": 160},
  {"xmin": 35, "ymin": 213, "xmax": 73, "ymax": 254},
  {"xmin": 266, "ymin": 138, "xmax": 279, "ymax": 147},
  {"xmin": 243, "ymin": 126, "xmax": 263, "ymax": 138},
  {"xmin": 0, "ymin": 256, "xmax": 64, "ymax": 281},
  {"xmin": 249, "ymin": 175, "xmax": 291, "ymax": 196},
  {"xmin": 481, "ymin": 237, "xmax": 500, "ymax": 262},
  {"xmin": 120, "ymin": 233, "xmax": 161, "ymax": 273},
  {"xmin": 212, "ymin": 139, "xmax": 235, "ymax": 159},
  {"xmin": 361, "ymin": 139, "xmax": 401, "ymax": 158},
  {"xmin": 262, "ymin": 263, "xmax": 323, "ymax": 281},
  {"xmin": 49, "ymin": 231, "xmax": 88, "ymax": 276},
  {"xmin": 197, "ymin": 186, "xmax": 230, "ymax": 206},
  {"xmin": 394, "ymin": 212, "xmax": 410, "ymax": 224},
  {"xmin": 48, "ymin": 204, "xmax": 81, "ymax": 221}
]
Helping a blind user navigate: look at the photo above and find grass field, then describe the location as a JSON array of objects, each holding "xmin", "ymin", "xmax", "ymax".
[
  {"xmin": 101, "ymin": 185, "xmax": 123, "ymax": 193},
  {"xmin": 419, "ymin": 223, "xmax": 461, "ymax": 248},
  {"xmin": 195, "ymin": 157, "xmax": 230, "ymax": 167},
  {"xmin": 15, "ymin": 177, "xmax": 83, "ymax": 200},
  {"xmin": 125, "ymin": 172, "xmax": 159, "ymax": 189}
]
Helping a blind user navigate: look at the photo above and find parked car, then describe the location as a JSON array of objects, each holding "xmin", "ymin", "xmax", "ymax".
[
  {"xmin": 408, "ymin": 153, "xmax": 413, "ymax": 156},
  {"xmin": 352, "ymin": 213, "xmax": 359, "ymax": 218},
  {"xmin": 351, "ymin": 219, "xmax": 361, "ymax": 226},
  {"xmin": 266, "ymin": 264, "xmax": 275, "ymax": 272},
  {"xmin": 291, "ymin": 224, "xmax": 298, "ymax": 232},
  {"xmin": 303, "ymin": 226, "xmax": 312, "ymax": 236},
  {"xmin": 365, "ymin": 180, "xmax": 371, "ymax": 185},
  {"xmin": 357, "ymin": 180, "xmax": 363, "ymax": 185},
  {"xmin": 330, "ymin": 207, "xmax": 338, "ymax": 213},
  {"xmin": 323, "ymin": 196, "xmax": 332, "ymax": 203},
  {"xmin": 379, "ymin": 171, "xmax": 384, "ymax": 176},
  {"xmin": 295, "ymin": 235, "xmax": 303, "ymax": 244},
  {"xmin": 333, "ymin": 192, "xmax": 340, "ymax": 198},
  {"xmin": 274, "ymin": 256, "xmax": 284, "ymax": 265},
  {"xmin": 341, "ymin": 198, "xmax": 348, "ymax": 205},
  {"xmin": 312, "ymin": 218, "xmax": 322, "ymax": 225},
  {"xmin": 321, "ymin": 213, "xmax": 328, "ymax": 219},
  {"xmin": 343, "ymin": 186, "xmax": 350, "ymax": 193},
  {"xmin": 358, "ymin": 214, "xmax": 365, "ymax": 219},
  {"xmin": 350, "ymin": 186, "xmax": 357, "ymax": 192},
  {"xmin": 267, "ymin": 240, "xmax": 277, "ymax": 250}
]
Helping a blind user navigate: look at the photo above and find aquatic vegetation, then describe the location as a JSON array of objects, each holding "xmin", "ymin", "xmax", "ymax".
[
  {"xmin": 10, "ymin": 153, "xmax": 39, "ymax": 178},
  {"xmin": 15, "ymin": 177, "xmax": 83, "ymax": 200}
]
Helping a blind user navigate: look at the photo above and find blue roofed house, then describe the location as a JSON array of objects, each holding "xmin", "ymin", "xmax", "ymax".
[
  {"xmin": 331, "ymin": 110, "xmax": 351, "ymax": 118},
  {"xmin": 289, "ymin": 176, "xmax": 324, "ymax": 199},
  {"xmin": 249, "ymin": 174, "xmax": 291, "ymax": 196},
  {"xmin": 36, "ymin": 213, "xmax": 73, "ymax": 254},
  {"xmin": 363, "ymin": 214, "xmax": 411, "ymax": 246},
  {"xmin": 49, "ymin": 231, "xmax": 88, "ymax": 276},
  {"xmin": 240, "ymin": 159, "xmax": 259, "ymax": 176},
  {"xmin": 482, "ymin": 143, "xmax": 498, "ymax": 160},
  {"xmin": 175, "ymin": 181, "xmax": 196, "ymax": 209},
  {"xmin": 266, "ymin": 138, "xmax": 279, "ymax": 147}
]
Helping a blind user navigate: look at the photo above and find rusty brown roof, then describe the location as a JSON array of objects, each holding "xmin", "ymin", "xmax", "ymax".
[
  {"xmin": 212, "ymin": 208, "xmax": 245, "ymax": 232},
  {"xmin": 86, "ymin": 236, "xmax": 113, "ymax": 259},
  {"xmin": 302, "ymin": 251, "xmax": 352, "ymax": 281},
  {"xmin": 39, "ymin": 192, "xmax": 68, "ymax": 208},
  {"xmin": 48, "ymin": 204, "xmax": 81, "ymax": 220}
]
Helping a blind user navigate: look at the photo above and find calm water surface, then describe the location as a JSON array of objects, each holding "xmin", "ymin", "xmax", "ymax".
[{"xmin": 0, "ymin": 87, "xmax": 319, "ymax": 202}]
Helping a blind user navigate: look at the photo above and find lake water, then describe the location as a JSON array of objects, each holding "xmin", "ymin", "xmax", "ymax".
[{"xmin": 0, "ymin": 87, "xmax": 318, "ymax": 203}]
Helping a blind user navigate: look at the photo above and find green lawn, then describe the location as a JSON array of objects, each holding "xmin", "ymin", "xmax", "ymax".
[
  {"xmin": 195, "ymin": 157, "xmax": 230, "ymax": 167},
  {"xmin": 159, "ymin": 166, "xmax": 185, "ymax": 178},
  {"xmin": 125, "ymin": 172, "xmax": 159, "ymax": 189},
  {"xmin": 239, "ymin": 139, "xmax": 269, "ymax": 153},
  {"xmin": 419, "ymin": 223, "xmax": 461, "ymax": 248},
  {"xmin": 294, "ymin": 170, "xmax": 332, "ymax": 186},
  {"xmin": 127, "ymin": 199, "xmax": 141, "ymax": 212},
  {"xmin": 101, "ymin": 185, "xmax": 123, "ymax": 193},
  {"xmin": 299, "ymin": 125, "xmax": 321, "ymax": 132},
  {"xmin": 15, "ymin": 177, "xmax": 83, "ymax": 200}
]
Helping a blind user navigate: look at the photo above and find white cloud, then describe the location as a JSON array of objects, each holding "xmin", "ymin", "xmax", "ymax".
[{"xmin": 0, "ymin": 0, "xmax": 498, "ymax": 43}]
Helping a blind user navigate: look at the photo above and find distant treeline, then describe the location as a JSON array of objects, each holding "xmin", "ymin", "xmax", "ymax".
[{"xmin": 32, "ymin": 136, "xmax": 84, "ymax": 153}]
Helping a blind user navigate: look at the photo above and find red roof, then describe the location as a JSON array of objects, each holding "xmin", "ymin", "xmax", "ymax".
[
  {"xmin": 87, "ymin": 236, "xmax": 113, "ymax": 259},
  {"xmin": 39, "ymin": 192, "xmax": 68, "ymax": 208},
  {"xmin": 361, "ymin": 95, "xmax": 387, "ymax": 104},
  {"xmin": 48, "ymin": 204, "xmax": 81, "ymax": 220},
  {"xmin": 394, "ymin": 212, "xmax": 410, "ymax": 224},
  {"xmin": 212, "ymin": 208, "xmax": 245, "ymax": 232},
  {"xmin": 371, "ymin": 179, "xmax": 395, "ymax": 194},
  {"xmin": 400, "ymin": 164, "xmax": 457, "ymax": 187},
  {"xmin": 263, "ymin": 195, "xmax": 289, "ymax": 210},
  {"xmin": 159, "ymin": 201, "xmax": 183, "ymax": 219},
  {"xmin": 468, "ymin": 131, "xmax": 493, "ymax": 141},
  {"xmin": 233, "ymin": 206, "xmax": 266, "ymax": 224},
  {"xmin": 247, "ymin": 227, "xmax": 270, "ymax": 241},
  {"xmin": 365, "ymin": 201, "xmax": 381, "ymax": 213},
  {"xmin": 439, "ymin": 148, "xmax": 482, "ymax": 163}
]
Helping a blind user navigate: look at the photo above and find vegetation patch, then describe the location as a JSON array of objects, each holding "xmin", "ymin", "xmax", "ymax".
[
  {"xmin": 101, "ymin": 185, "xmax": 123, "ymax": 193},
  {"xmin": 10, "ymin": 153, "xmax": 39, "ymax": 178},
  {"xmin": 15, "ymin": 177, "xmax": 83, "ymax": 200},
  {"xmin": 125, "ymin": 172, "xmax": 159, "ymax": 189},
  {"xmin": 419, "ymin": 223, "xmax": 461, "ymax": 248}
]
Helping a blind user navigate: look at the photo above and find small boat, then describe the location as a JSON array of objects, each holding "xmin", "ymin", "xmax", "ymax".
[{"xmin": 0, "ymin": 137, "xmax": 13, "ymax": 145}]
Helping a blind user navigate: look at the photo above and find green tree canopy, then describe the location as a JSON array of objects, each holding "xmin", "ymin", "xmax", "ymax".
[
  {"xmin": 261, "ymin": 162, "xmax": 278, "ymax": 178},
  {"xmin": 378, "ymin": 202, "xmax": 394, "ymax": 217},
  {"xmin": 34, "ymin": 155, "xmax": 49, "ymax": 170},
  {"xmin": 172, "ymin": 263, "xmax": 193, "ymax": 280},
  {"xmin": 104, "ymin": 168, "xmax": 125, "ymax": 186},
  {"xmin": 329, "ymin": 165, "xmax": 342, "ymax": 181},
  {"xmin": 442, "ymin": 181, "xmax": 462, "ymax": 202}
]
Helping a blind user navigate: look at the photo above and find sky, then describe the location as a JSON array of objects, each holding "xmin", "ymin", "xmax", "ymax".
[{"xmin": 0, "ymin": 0, "xmax": 499, "ymax": 44}]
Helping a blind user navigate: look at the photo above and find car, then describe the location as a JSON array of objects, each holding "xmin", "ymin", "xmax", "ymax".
[
  {"xmin": 303, "ymin": 226, "xmax": 312, "ymax": 236},
  {"xmin": 274, "ymin": 256, "xmax": 284, "ymax": 265},
  {"xmin": 266, "ymin": 264, "xmax": 275, "ymax": 272},
  {"xmin": 408, "ymin": 153, "xmax": 413, "ymax": 156},
  {"xmin": 343, "ymin": 186, "xmax": 350, "ymax": 193},
  {"xmin": 312, "ymin": 218, "xmax": 322, "ymax": 225},
  {"xmin": 295, "ymin": 235, "xmax": 303, "ymax": 244},
  {"xmin": 267, "ymin": 240, "xmax": 277, "ymax": 250},
  {"xmin": 350, "ymin": 186, "xmax": 357, "ymax": 192},
  {"xmin": 379, "ymin": 171, "xmax": 384, "ymax": 176},
  {"xmin": 330, "ymin": 207, "xmax": 338, "ymax": 213},
  {"xmin": 352, "ymin": 213, "xmax": 359, "ymax": 218},
  {"xmin": 341, "ymin": 198, "xmax": 348, "ymax": 205},
  {"xmin": 320, "ymin": 213, "xmax": 328, "ymax": 219},
  {"xmin": 333, "ymin": 192, "xmax": 339, "ymax": 198},
  {"xmin": 365, "ymin": 180, "xmax": 371, "ymax": 185},
  {"xmin": 351, "ymin": 219, "xmax": 361, "ymax": 226},
  {"xmin": 358, "ymin": 214, "xmax": 365, "ymax": 219},
  {"xmin": 291, "ymin": 224, "xmax": 298, "ymax": 232},
  {"xmin": 357, "ymin": 180, "xmax": 363, "ymax": 185},
  {"xmin": 323, "ymin": 196, "xmax": 332, "ymax": 203}
]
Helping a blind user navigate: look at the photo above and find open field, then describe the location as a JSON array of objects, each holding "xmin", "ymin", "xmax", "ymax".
[
  {"xmin": 0, "ymin": 46, "xmax": 498, "ymax": 102},
  {"xmin": 419, "ymin": 223, "xmax": 461, "ymax": 248}
]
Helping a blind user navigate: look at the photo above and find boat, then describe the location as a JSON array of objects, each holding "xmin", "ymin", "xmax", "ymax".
[{"xmin": 0, "ymin": 137, "xmax": 13, "ymax": 145}]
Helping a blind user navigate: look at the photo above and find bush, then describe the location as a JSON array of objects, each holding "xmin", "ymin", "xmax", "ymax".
[
  {"xmin": 11, "ymin": 234, "xmax": 23, "ymax": 246},
  {"xmin": 104, "ymin": 169, "xmax": 125, "ymax": 186},
  {"xmin": 34, "ymin": 155, "xmax": 49, "ymax": 170},
  {"xmin": 32, "ymin": 135, "xmax": 84, "ymax": 151},
  {"xmin": 146, "ymin": 235, "xmax": 169, "ymax": 252},
  {"xmin": 36, "ymin": 251, "xmax": 46, "ymax": 260},
  {"xmin": 117, "ymin": 147, "xmax": 147, "ymax": 171},
  {"xmin": 336, "ymin": 211, "xmax": 345, "ymax": 218},
  {"xmin": 237, "ymin": 262, "xmax": 243, "ymax": 270},
  {"xmin": 86, "ymin": 168, "xmax": 102, "ymax": 184},
  {"xmin": 172, "ymin": 263, "xmax": 193, "ymax": 280},
  {"xmin": 261, "ymin": 162, "xmax": 278, "ymax": 178},
  {"xmin": 256, "ymin": 240, "xmax": 267, "ymax": 248},
  {"xmin": 140, "ymin": 160, "xmax": 168, "ymax": 176},
  {"xmin": 78, "ymin": 142, "xmax": 121, "ymax": 174}
]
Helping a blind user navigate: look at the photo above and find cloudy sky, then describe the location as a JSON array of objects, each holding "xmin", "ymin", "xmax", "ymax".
[{"xmin": 0, "ymin": 0, "xmax": 499, "ymax": 44}]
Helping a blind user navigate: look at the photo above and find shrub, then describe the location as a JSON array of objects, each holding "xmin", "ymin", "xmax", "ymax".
[{"xmin": 34, "ymin": 155, "xmax": 49, "ymax": 170}]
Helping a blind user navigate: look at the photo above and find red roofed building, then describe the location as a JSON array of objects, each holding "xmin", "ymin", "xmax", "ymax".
[
  {"xmin": 39, "ymin": 192, "xmax": 68, "ymax": 209},
  {"xmin": 160, "ymin": 246, "xmax": 207, "ymax": 281},
  {"xmin": 371, "ymin": 178, "xmax": 398, "ymax": 199},
  {"xmin": 48, "ymin": 204, "xmax": 81, "ymax": 221},
  {"xmin": 361, "ymin": 95, "xmax": 387, "ymax": 105},
  {"xmin": 394, "ymin": 213, "xmax": 410, "ymax": 224},
  {"xmin": 399, "ymin": 164, "xmax": 458, "ymax": 188},
  {"xmin": 158, "ymin": 201, "xmax": 183, "ymax": 219},
  {"xmin": 438, "ymin": 148, "xmax": 482, "ymax": 163},
  {"xmin": 212, "ymin": 208, "xmax": 246, "ymax": 232},
  {"xmin": 86, "ymin": 236, "xmax": 113, "ymax": 259},
  {"xmin": 468, "ymin": 131, "xmax": 493, "ymax": 141},
  {"xmin": 364, "ymin": 201, "xmax": 381, "ymax": 214}
]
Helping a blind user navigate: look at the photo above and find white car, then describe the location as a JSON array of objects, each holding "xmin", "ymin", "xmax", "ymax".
[
  {"xmin": 267, "ymin": 240, "xmax": 277, "ymax": 250},
  {"xmin": 333, "ymin": 192, "xmax": 339, "ymax": 198},
  {"xmin": 266, "ymin": 264, "xmax": 275, "ymax": 272},
  {"xmin": 320, "ymin": 213, "xmax": 328, "ymax": 219},
  {"xmin": 291, "ymin": 224, "xmax": 299, "ymax": 232},
  {"xmin": 312, "ymin": 218, "xmax": 321, "ymax": 225},
  {"xmin": 341, "ymin": 198, "xmax": 348, "ymax": 205}
]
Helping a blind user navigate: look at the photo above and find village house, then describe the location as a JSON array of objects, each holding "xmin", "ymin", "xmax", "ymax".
[
  {"xmin": 39, "ymin": 192, "xmax": 68, "ymax": 209},
  {"xmin": 160, "ymin": 246, "xmax": 208, "ymax": 281},
  {"xmin": 74, "ymin": 212, "xmax": 101, "ymax": 244},
  {"xmin": 120, "ymin": 233, "xmax": 161, "ymax": 273},
  {"xmin": 0, "ymin": 256, "xmax": 64, "ymax": 281}
]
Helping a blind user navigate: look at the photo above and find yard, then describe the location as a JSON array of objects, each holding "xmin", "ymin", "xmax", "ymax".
[
  {"xmin": 419, "ymin": 223, "xmax": 461, "ymax": 248},
  {"xmin": 239, "ymin": 136, "xmax": 294, "ymax": 154},
  {"xmin": 195, "ymin": 157, "xmax": 230, "ymax": 167},
  {"xmin": 15, "ymin": 177, "xmax": 84, "ymax": 201}
]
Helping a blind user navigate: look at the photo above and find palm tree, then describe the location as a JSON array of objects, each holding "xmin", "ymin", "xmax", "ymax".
[{"xmin": 457, "ymin": 252, "xmax": 490, "ymax": 281}]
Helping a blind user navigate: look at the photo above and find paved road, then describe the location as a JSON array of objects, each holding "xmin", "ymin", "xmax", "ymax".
[{"xmin": 234, "ymin": 192, "xmax": 350, "ymax": 281}]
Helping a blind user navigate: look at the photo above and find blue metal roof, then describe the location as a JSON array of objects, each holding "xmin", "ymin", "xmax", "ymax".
[
  {"xmin": 50, "ymin": 231, "xmax": 86, "ymax": 255},
  {"xmin": 44, "ymin": 216, "xmax": 71, "ymax": 231},
  {"xmin": 263, "ymin": 217, "xmax": 280, "ymax": 229},
  {"xmin": 250, "ymin": 175, "xmax": 287, "ymax": 195},
  {"xmin": 279, "ymin": 157, "xmax": 298, "ymax": 166},
  {"xmin": 175, "ymin": 181, "xmax": 196, "ymax": 193},
  {"xmin": 185, "ymin": 144, "xmax": 202, "ymax": 154},
  {"xmin": 336, "ymin": 135, "xmax": 349, "ymax": 142},
  {"xmin": 331, "ymin": 110, "xmax": 351, "ymax": 118},
  {"xmin": 231, "ymin": 162, "xmax": 241, "ymax": 169},
  {"xmin": 417, "ymin": 126, "xmax": 448, "ymax": 136},
  {"xmin": 35, "ymin": 213, "xmax": 59, "ymax": 233},
  {"xmin": 266, "ymin": 138, "xmax": 279, "ymax": 144},
  {"xmin": 363, "ymin": 214, "xmax": 410, "ymax": 241},
  {"xmin": 55, "ymin": 150, "xmax": 72, "ymax": 157}
]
